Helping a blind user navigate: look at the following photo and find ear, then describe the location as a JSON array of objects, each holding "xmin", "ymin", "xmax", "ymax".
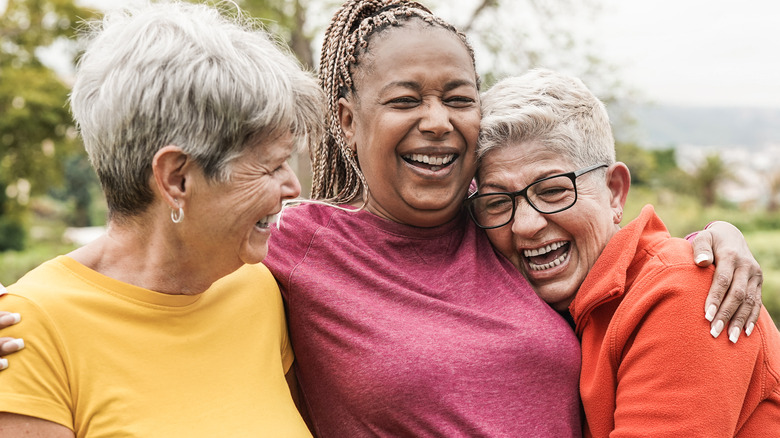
[
  {"xmin": 151, "ymin": 145, "xmax": 190, "ymax": 209},
  {"xmin": 606, "ymin": 162, "xmax": 631, "ymax": 221},
  {"xmin": 338, "ymin": 96, "xmax": 357, "ymax": 153}
]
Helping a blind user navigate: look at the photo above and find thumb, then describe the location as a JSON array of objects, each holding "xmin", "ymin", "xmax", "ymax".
[{"xmin": 691, "ymin": 230, "xmax": 715, "ymax": 267}]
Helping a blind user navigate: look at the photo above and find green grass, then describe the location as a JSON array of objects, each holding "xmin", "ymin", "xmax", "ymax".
[
  {"xmin": 0, "ymin": 242, "xmax": 77, "ymax": 286},
  {"xmin": 744, "ymin": 230, "xmax": 780, "ymax": 324}
]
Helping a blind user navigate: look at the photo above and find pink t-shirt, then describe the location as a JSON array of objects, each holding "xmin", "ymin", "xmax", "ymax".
[{"xmin": 265, "ymin": 203, "xmax": 582, "ymax": 437}]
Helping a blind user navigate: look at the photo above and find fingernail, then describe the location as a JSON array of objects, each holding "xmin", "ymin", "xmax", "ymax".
[
  {"xmin": 9, "ymin": 338, "xmax": 24, "ymax": 351},
  {"xmin": 0, "ymin": 358, "xmax": 7, "ymax": 370},
  {"xmin": 1, "ymin": 338, "xmax": 24, "ymax": 354},
  {"xmin": 729, "ymin": 327, "xmax": 740, "ymax": 344},
  {"xmin": 0, "ymin": 285, "xmax": 6, "ymax": 296},
  {"xmin": 710, "ymin": 320, "xmax": 725, "ymax": 338},
  {"xmin": 746, "ymin": 322, "xmax": 755, "ymax": 337},
  {"xmin": 0, "ymin": 313, "xmax": 20, "ymax": 325},
  {"xmin": 695, "ymin": 254, "xmax": 710, "ymax": 264},
  {"xmin": 705, "ymin": 304, "xmax": 717, "ymax": 322}
]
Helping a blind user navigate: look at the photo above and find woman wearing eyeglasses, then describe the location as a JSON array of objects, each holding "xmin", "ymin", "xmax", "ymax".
[{"xmin": 469, "ymin": 69, "xmax": 780, "ymax": 436}]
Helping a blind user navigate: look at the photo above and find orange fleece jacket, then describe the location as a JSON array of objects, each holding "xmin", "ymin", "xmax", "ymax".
[{"xmin": 570, "ymin": 205, "xmax": 780, "ymax": 437}]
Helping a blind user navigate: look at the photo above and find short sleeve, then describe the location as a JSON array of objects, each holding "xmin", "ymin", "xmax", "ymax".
[{"xmin": 0, "ymin": 293, "xmax": 74, "ymax": 429}]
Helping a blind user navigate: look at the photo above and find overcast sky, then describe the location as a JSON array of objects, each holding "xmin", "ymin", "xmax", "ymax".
[{"xmin": 595, "ymin": 0, "xmax": 780, "ymax": 108}]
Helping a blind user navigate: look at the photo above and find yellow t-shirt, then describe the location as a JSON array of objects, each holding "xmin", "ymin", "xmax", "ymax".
[{"xmin": 0, "ymin": 256, "xmax": 311, "ymax": 438}]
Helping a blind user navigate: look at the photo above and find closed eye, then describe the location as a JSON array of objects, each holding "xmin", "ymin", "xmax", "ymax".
[
  {"xmin": 445, "ymin": 96, "xmax": 476, "ymax": 107},
  {"xmin": 387, "ymin": 96, "xmax": 420, "ymax": 107}
]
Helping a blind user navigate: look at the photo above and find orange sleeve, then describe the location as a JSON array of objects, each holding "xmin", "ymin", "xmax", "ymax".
[{"xmin": 609, "ymin": 265, "xmax": 758, "ymax": 436}]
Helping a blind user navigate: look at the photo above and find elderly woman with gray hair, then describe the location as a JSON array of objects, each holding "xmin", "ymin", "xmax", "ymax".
[
  {"xmin": 0, "ymin": 2, "xmax": 321, "ymax": 436},
  {"xmin": 468, "ymin": 69, "xmax": 780, "ymax": 436}
]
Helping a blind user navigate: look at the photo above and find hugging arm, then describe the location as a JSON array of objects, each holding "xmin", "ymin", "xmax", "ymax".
[{"xmin": 689, "ymin": 221, "xmax": 762, "ymax": 342}]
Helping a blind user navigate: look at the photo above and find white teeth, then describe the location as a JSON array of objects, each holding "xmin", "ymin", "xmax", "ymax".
[
  {"xmin": 256, "ymin": 213, "xmax": 278, "ymax": 228},
  {"xmin": 523, "ymin": 241, "xmax": 566, "ymax": 257},
  {"xmin": 523, "ymin": 241, "xmax": 569, "ymax": 271},
  {"xmin": 529, "ymin": 253, "xmax": 567, "ymax": 271},
  {"xmin": 404, "ymin": 153, "xmax": 455, "ymax": 166}
]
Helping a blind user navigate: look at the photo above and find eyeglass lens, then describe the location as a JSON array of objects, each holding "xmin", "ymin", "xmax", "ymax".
[{"xmin": 470, "ymin": 174, "xmax": 576, "ymax": 228}]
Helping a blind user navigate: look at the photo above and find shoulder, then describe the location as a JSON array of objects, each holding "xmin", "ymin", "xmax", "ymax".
[
  {"xmin": 267, "ymin": 202, "xmax": 359, "ymax": 264},
  {"xmin": 212, "ymin": 263, "xmax": 281, "ymax": 303},
  {"xmin": 226, "ymin": 262, "xmax": 276, "ymax": 285},
  {"xmin": 276, "ymin": 202, "xmax": 344, "ymax": 230},
  {"xmin": 632, "ymin": 237, "xmax": 713, "ymax": 300},
  {"xmin": 6, "ymin": 257, "xmax": 76, "ymax": 308}
]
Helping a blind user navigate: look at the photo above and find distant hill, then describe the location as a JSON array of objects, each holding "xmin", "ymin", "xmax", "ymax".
[{"xmin": 618, "ymin": 105, "xmax": 780, "ymax": 149}]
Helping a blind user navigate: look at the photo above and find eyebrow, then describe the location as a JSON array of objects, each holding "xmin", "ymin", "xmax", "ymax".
[
  {"xmin": 379, "ymin": 79, "xmax": 476, "ymax": 95},
  {"xmin": 477, "ymin": 182, "xmax": 510, "ymax": 193}
]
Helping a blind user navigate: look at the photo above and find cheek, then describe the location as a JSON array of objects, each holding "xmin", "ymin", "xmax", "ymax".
[
  {"xmin": 459, "ymin": 110, "xmax": 482, "ymax": 143},
  {"xmin": 486, "ymin": 228, "xmax": 516, "ymax": 260}
]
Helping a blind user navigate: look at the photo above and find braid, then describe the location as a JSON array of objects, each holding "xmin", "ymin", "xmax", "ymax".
[{"xmin": 312, "ymin": 0, "xmax": 478, "ymax": 202}]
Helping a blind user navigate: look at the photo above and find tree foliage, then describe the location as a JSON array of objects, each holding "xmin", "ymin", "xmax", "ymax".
[
  {"xmin": 691, "ymin": 154, "xmax": 735, "ymax": 207},
  {"xmin": 0, "ymin": 0, "xmax": 98, "ymax": 248}
]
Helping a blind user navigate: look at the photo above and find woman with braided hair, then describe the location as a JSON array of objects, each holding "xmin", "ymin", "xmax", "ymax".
[
  {"xmin": 266, "ymin": 2, "xmax": 583, "ymax": 435},
  {"xmin": 263, "ymin": 0, "xmax": 764, "ymax": 436}
]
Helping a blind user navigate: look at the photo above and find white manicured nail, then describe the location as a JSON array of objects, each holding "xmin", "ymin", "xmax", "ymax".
[
  {"xmin": 746, "ymin": 322, "xmax": 755, "ymax": 336},
  {"xmin": 695, "ymin": 254, "xmax": 710, "ymax": 264},
  {"xmin": 705, "ymin": 304, "xmax": 717, "ymax": 322},
  {"xmin": 0, "ymin": 359, "xmax": 7, "ymax": 370},
  {"xmin": 710, "ymin": 320, "xmax": 724, "ymax": 338},
  {"xmin": 729, "ymin": 327, "xmax": 740, "ymax": 344},
  {"xmin": 0, "ymin": 285, "xmax": 6, "ymax": 296},
  {"xmin": 9, "ymin": 338, "xmax": 24, "ymax": 351},
  {"xmin": 0, "ymin": 313, "xmax": 20, "ymax": 325}
]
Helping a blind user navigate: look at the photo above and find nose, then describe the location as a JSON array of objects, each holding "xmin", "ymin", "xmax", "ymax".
[
  {"xmin": 280, "ymin": 162, "xmax": 302, "ymax": 200},
  {"xmin": 418, "ymin": 99, "xmax": 453, "ymax": 137},
  {"xmin": 510, "ymin": 200, "xmax": 548, "ymax": 239}
]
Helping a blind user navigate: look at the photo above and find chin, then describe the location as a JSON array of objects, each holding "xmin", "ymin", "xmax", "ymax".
[
  {"xmin": 240, "ymin": 241, "xmax": 270, "ymax": 265},
  {"xmin": 533, "ymin": 283, "xmax": 577, "ymax": 311}
]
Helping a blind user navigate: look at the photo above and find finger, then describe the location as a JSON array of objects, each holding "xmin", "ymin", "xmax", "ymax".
[
  {"xmin": 691, "ymin": 230, "xmax": 715, "ymax": 267},
  {"xmin": 704, "ymin": 258, "xmax": 736, "ymax": 323},
  {"xmin": 0, "ymin": 337, "xmax": 25, "ymax": 354},
  {"xmin": 0, "ymin": 284, "xmax": 6, "ymax": 296},
  {"xmin": 710, "ymin": 285, "xmax": 747, "ymax": 338},
  {"xmin": 0, "ymin": 312, "xmax": 21, "ymax": 328},
  {"xmin": 726, "ymin": 298, "xmax": 755, "ymax": 343},
  {"xmin": 744, "ymin": 278, "xmax": 763, "ymax": 337},
  {"xmin": 709, "ymin": 270, "xmax": 746, "ymax": 338}
]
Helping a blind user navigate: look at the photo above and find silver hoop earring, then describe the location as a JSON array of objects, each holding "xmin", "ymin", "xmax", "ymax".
[{"xmin": 171, "ymin": 206, "xmax": 184, "ymax": 224}]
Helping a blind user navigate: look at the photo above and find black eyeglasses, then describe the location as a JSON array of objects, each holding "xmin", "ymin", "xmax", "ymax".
[{"xmin": 466, "ymin": 164, "xmax": 608, "ymax": 229}]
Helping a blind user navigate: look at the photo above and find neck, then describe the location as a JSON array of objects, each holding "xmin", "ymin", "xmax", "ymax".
[{"xmin": 69, "ymin": 218, "xmax": 229, "ymax": 296}]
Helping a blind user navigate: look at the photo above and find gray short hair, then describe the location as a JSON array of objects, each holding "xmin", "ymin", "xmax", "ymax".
[
  {"xmin": 478, "ymin": 69, "xmax": 615, "ymax": 169},
  {"xmin": 70, "ymin": 1, "xmax": 324, "ymax": 219}
]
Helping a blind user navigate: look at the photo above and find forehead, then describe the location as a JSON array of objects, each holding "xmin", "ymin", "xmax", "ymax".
[
  {"xmin": 244, "ymin": 131, "xmax": 294, "ymax": 161},
  {"xmin": 479, "ymin": 142, "xmax": 574, "ymax": 188},
  {"xmin": 352, "ymin": 24, "xmax": 476, "ymax": 90}
]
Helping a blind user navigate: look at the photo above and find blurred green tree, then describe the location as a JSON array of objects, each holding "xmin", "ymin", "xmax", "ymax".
[
  {"xmin": 692, "ymin": 153, "xmax": 735, "ymax": 207},
  {"xmin": 0, "ymin": 0, "xmax": 98, "ymax": 249}
]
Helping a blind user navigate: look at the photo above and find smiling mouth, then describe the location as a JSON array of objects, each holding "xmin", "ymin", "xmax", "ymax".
[
  {"xmin": 255, "ymin": 213, "xmax": 278, "ymax": 230},
  {"xmin": 402, "ymin": 153, "xmax": 457, "ymax": 171},
  {"xmin": 524, "ymin": 241, "xmax": 570, "ymax": 271}
]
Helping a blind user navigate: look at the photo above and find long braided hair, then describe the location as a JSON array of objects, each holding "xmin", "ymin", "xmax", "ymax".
[{"xmin": 311, "ymin": 0, "xmax": 478, "ymax": 203}]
